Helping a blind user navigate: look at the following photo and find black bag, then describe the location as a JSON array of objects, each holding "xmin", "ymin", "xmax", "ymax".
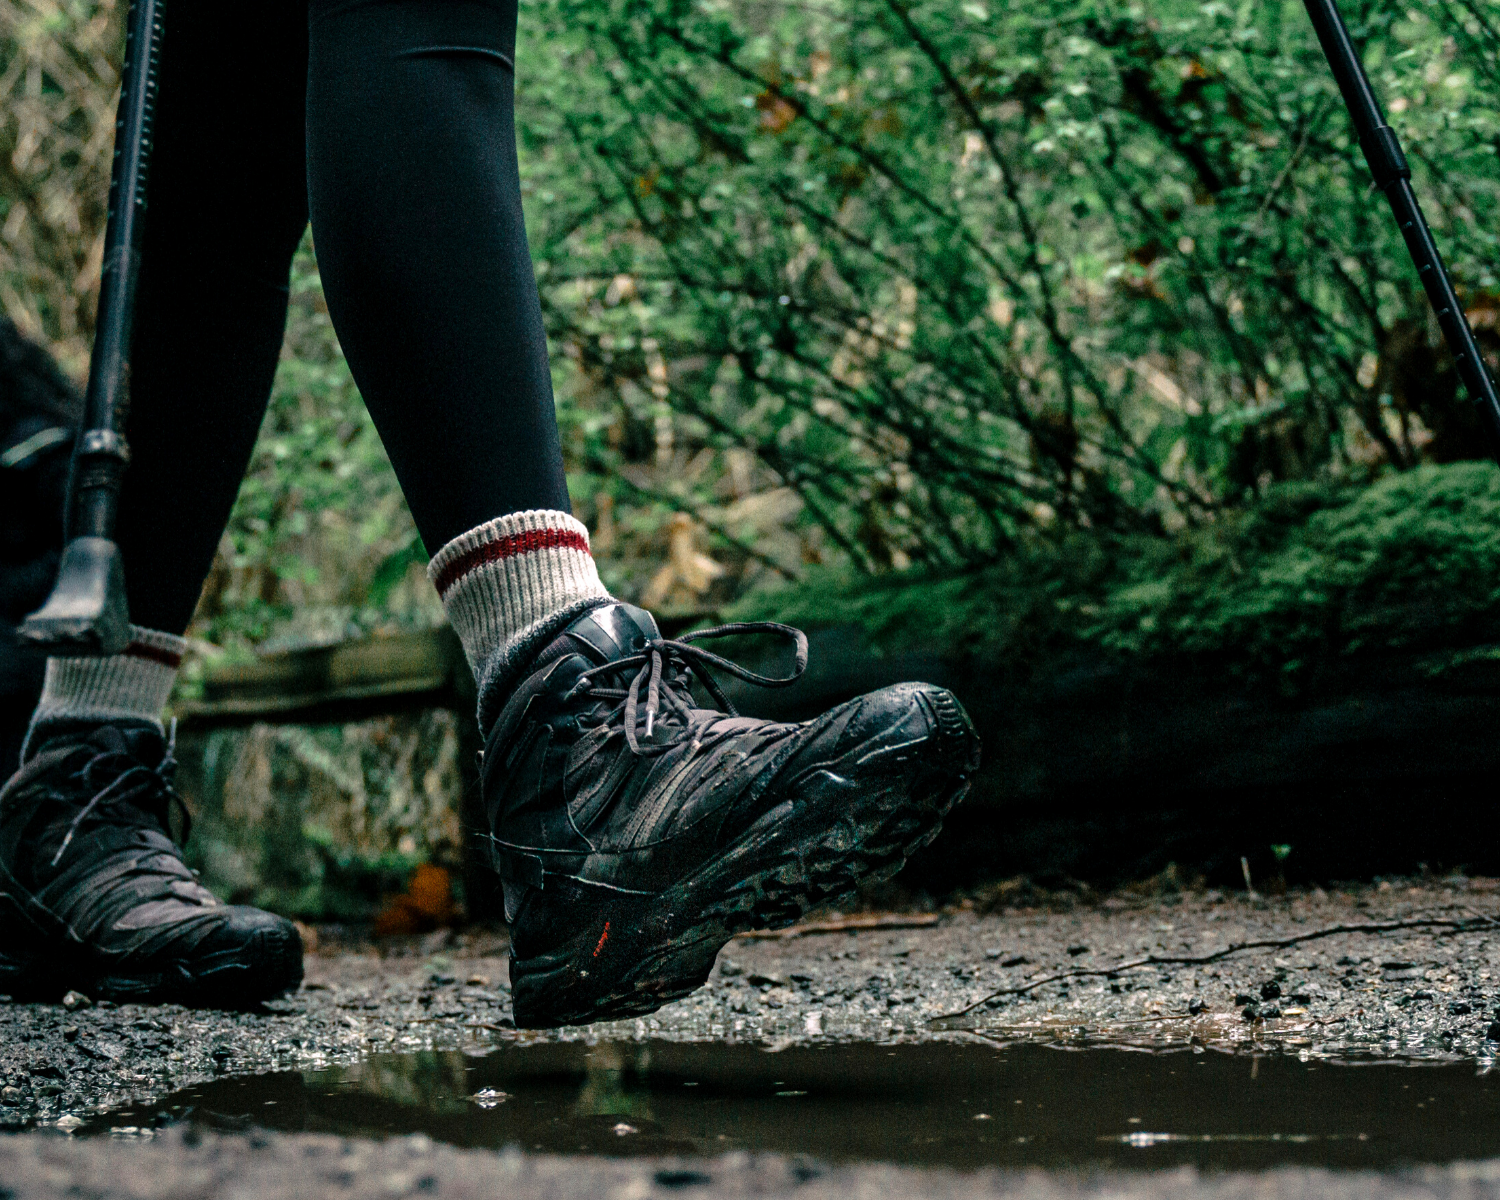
[{"xmin": 0, "ymin": 318, "xmax": 78, "ymax": 773}]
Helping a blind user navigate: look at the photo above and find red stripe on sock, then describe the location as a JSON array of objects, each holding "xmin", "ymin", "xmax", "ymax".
[
  {"xmin": 125, "ymin": 641, "xmax": 183, "ymax": 670},
  {"xmin": 434, "ymin": 528, "xmax": 591, "ymax": 597}
]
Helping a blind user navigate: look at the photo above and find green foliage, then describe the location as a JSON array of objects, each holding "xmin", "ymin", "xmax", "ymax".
[
  {"xmin": 736, "ymin": 460, "xmax": 1500, "ymax": 686},
  {"xmin": 523, "ymin": 0, "xmax": 1500, "ymax": 582},
  {"xmin": 10, "ymin": 0, "xmax": 1500, "ymax": 651},
  {"xmin": 181, "ymin": 713, "xmax": 465, "ymax": 920}
]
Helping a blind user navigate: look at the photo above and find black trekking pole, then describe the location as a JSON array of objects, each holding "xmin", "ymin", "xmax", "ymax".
[
  {"xmin": 1300, "ymin": 0, "xmax": 1500, "ymax": 459},
  {"xmin": 18, "ymin": 0, "xmax": 164, "ymax": 655}
]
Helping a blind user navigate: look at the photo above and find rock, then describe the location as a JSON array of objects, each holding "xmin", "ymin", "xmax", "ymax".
[
  {"xmin": 1241, "ymin": 1004, "xmax": 1260, "ymax": 1021},
  {"xmin": 1067, "ymin": 945, "xmax": 1090, "ymax": 956},
  {"xmin": 1234, "ymin": 993, "xmax": 1254, "ymax": 1005},
  {"xmin": 1450, "ymin": 1001, "xmax": 1473, "ymax": 1015},
  {"xmin": 1002, "ymin": 956, "xmax": 1028, "ymax": 968},
  {"xmin": 1486, "ymin": 1021, "xmax": 1500, "ymax": 1042},
  {"xmin": 1188, "ymin": 998, "xmax": 1207, "ymax": 1015},
  {"xmin": 1259, "ymin": 1004, "xmax": 1282, "ymax": 1019},
  {"xmin": 62, "ymin": 1027, "xmax": 78, "ymax": 1042},
  {"xmin": 0, "ymin": 1086, "xmax": 22, "ymax": 1104},
  {"xmin": 60, "ymin": 991, "xmax": 91, "ymax": 1011},
  {"xmin": 1259, "ymin": 981, "xmax": 1282, "ymax": 1001},
  {"xmin": 465, "ymin": 975, "xmax": 490, "ymax": 987}
]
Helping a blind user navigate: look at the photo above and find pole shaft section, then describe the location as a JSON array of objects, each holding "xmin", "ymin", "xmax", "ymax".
[
  {"xmin": 1301, "ymin": 0, "xmax": 1500, "ymax": 456},
  {"xmin": 69, "ymin": 0, "xmax": 164, "ymax": 539}
]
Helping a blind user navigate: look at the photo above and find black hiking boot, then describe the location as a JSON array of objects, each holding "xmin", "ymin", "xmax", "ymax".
[
  {"xmin": 482, "ymin": 602, "xmax": 980, "ymax": 1028},
  {"xmin": 0, "ymin": 723, "xmax": 303, "ymax": 1005}
]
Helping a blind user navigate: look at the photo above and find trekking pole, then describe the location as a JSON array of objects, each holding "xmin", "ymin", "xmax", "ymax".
[
  {"xmin": 1300, "ymin": 0, "xmax": 1500, "ymax": 459},
  {"xmin": 18, "ymin": 0, "xmax": 165, "ymax": 654}
]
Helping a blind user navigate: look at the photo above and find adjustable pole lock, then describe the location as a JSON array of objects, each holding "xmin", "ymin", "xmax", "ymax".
[
  {"xmin": 1357, "ymin": 125, "xmax": 1411, "ymax": 192},
  {"xmin": 77, "ymin": 429, "xmax": 131, "ymax": 464}
]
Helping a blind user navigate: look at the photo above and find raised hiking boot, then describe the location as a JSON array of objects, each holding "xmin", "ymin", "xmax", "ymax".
[
  {"xmin": 482, "ymin": 601, "xmax": 981, "ymax": 1028},
  {"xmin": 0, "ymin": 723, "xmax": 303, "ymax": 1005}
]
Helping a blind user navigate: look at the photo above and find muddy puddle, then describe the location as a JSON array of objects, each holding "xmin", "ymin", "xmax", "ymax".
[{"xmin": 79, "ymin": 1041, "xmax": 1500, "ymax": 1170}]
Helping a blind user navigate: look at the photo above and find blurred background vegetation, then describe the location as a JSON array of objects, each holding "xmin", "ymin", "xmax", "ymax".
[
  {"xmin": 6, "ymin": 0, "xmax": 1500, "ymax": 654},
  {"xmin": 8, "ymin": 0, "xmax": 1500, "ymax": 909}
]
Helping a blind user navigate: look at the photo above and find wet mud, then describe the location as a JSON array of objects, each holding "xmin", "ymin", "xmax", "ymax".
[{"xmin": 6, "ymin": 881, "xmax": 1500, "ymax": 1197}]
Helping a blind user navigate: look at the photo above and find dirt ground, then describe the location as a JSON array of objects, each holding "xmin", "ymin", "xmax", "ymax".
[{"xmin": 5, "ymin": 878, "xmax": 1500, "ymax": 1197}]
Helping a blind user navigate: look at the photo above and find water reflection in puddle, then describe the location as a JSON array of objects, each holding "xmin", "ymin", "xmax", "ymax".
[{"xmin": 85, "ymin": 1042, "xmax": 1500, "ymax": 1170}]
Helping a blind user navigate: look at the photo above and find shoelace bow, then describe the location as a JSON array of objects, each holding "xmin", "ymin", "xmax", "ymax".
[
  {"xmin": 575, "ymin": 621, "xmax": 809, "ymax": 754},
  {"xmin": 50, "ymin": 721, "xmax": 191, "ymax": 867}
]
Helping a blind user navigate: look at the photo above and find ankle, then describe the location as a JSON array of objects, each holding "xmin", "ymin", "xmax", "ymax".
[
  {"xmin": 428, "ymin": 509, "xmax": 611, "ymax": 727},
  {"xmin": 23, "ymin": 627, "xmax": 185, "ymax": 761}
]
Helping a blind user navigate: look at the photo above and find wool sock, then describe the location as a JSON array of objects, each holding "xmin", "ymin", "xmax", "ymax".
[
  {"xmin": 22, "ymin": 626, "xmax": 187, "ymax": 759},
  {"xmin": 428, "ymin": 509, "xmax": 611, "ymax": 728}
]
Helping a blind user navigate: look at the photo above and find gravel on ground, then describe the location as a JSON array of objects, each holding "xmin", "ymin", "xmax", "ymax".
[{"xmin": 5, "ymin": 878, "xmax": 1500, "ymax": 1197}]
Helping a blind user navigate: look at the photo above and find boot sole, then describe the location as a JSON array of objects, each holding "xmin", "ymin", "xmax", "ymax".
[
  {"xmin": 510, "ymin": 686, "xmax": 979, "ymax": 1028},
  {"xmin": 0, "ymin": 923, "xmax": 303, "ymax": 1008}
]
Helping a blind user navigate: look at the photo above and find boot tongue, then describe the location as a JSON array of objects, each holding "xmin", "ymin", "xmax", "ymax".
[
  {"xmin": 563, "ymin": 602, "xmax": 661, "ymax": 666},
  {"xmin": 86, "ymin": 722, "xmax": 166, "ymax": 769}
]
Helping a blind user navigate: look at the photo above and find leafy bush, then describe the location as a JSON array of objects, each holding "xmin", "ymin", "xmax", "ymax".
[
  {"xmin": 526, "ymin": 0, "xmax": 1500, "ymax": 579},
  {"xmin": 7, "ymin": 0, "xmax": 1500, "ymax": 650},
  {"xmin": 737, "ymin": 459, "xmax": 1500, "ymax": 686}
]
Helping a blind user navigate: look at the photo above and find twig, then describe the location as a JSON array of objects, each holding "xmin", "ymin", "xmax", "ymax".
[
  {"xmin": 932, "ymin": 915, "xmax": 1500, "ymax": 1022},
  {"xmin": 736, "ymin": 913, "xmax": 943, "ymax": 940}
]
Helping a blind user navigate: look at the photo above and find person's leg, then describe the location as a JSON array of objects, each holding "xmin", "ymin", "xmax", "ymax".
[
  {"xmin": 306, "ymin": 0, "xmax": 570, "ymax": 548},
  {"xmin": 0, "ymin": 2, "xmax": 310, "ymax": 1005},
  {"xmin": 303, "ymin": 0, "xmax": 980, "ymax": 1029},
  {"xmin": 306, "ymin": 0, "xmax": 601, "ymax": 720}
]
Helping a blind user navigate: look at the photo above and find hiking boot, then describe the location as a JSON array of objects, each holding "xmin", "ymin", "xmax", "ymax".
[
  {"xmin": 482, "ymin": 601, "xmax": 980, "ymax": 1028},
  {"xmin": 0, "ymin": 723, "xmax": 303, "ymax": 1005}
]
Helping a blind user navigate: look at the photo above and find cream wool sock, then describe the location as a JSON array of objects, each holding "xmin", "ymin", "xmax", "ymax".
[
  {"xmin": 23, "ymin": 625, "xmax": 187, "ymax": 758},
  {"xmin": 428, "ymin": 509, "xmax": 611, "ymax": 725}
]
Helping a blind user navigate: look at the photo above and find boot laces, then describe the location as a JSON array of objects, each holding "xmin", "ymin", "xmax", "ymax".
[
  {"xmin": 574, "ymin": 621, "xmax": 809, "ymax": 754},
  {"xmin": 50, "ymin": 720, "xmax": 191, "ymax": 867}
]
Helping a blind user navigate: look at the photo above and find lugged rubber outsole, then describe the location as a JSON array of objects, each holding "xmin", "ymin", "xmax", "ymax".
[
  {"xmin": 0, "ymin": 923, "xmax": 304, "ymax": 1008},
  {"xmin": 510, "ymin": 687, "xmax": 979, "ymax": 1028}
]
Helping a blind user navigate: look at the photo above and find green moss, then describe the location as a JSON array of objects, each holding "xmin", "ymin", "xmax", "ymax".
[{"xmin": 734, "ymin": 462, "xmax": 1500, "ymax": 687}]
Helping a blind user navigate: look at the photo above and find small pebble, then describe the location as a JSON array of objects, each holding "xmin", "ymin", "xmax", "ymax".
[
  {"xmin": 1260, "ymin": 981, "xmax": 1282, "ymax": 1001},
  {"xmin": 1241, "ymin": 1004, "xmax": 1260, "ymax": 1021},
  {"xmin": 1188, "ymin": 998, "xmax": 1207, "ymax": 1015},
  {"xmin": 1, "ymin": 1086, "xmax": 23, "ymax": 1103},
  {"xmin": 61, "ymin": 991, "xmax": 92, "ymax": 1011},
  {"xmin": 1485, "ymin": 1021, "xmax": 1500, "ymax": 1042}
]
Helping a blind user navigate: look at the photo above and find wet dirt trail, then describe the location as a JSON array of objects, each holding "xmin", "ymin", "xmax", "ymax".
[{"xmin": 7, "ymin": 880, "xmax": 1500, "ymax": 1198}]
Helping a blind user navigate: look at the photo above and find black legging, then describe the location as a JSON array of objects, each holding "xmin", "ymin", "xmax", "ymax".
[{"xmin": 118, "ymin": 0, "xmax": 571, "ymax": 635}]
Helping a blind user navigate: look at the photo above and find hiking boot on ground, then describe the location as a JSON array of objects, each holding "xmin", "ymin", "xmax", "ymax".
[
  {"xmin": 482, "ymin": 601, "xmax": 980, "ymax": 1028},
  {"xmin": 0, "ymin": 723, "xmax": 303, "ymax": 1005}
]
